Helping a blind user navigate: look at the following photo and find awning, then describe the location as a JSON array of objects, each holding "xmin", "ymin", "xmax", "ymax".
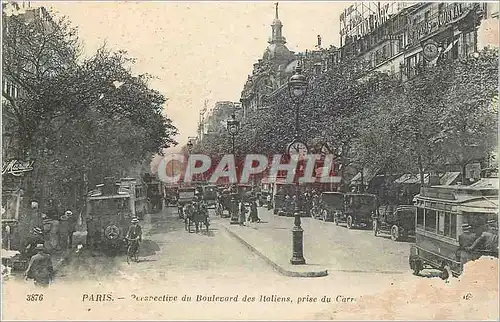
[
  {"xmin": 440, "ymin": 172, "xmax": 461, "ymax": 185},
  {"xmin": 350, "ymin": 168, "xmax": 379, "ymax": 184},
  {"xmin": 394, "ymin": 173, "xmax": 429, "ymax": 184}
]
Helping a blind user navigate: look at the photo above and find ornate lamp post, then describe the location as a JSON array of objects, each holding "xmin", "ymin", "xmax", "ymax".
[
  {"xmin": 186, "ymin": 140, "xmax": 194, "ymax": 154},
  {"xmin": 287, "ymin": 63, "xmax": 308, "ymax": 265},
  {"xmin": 226, "ymin": 113, "xmax": 240, "ymax": 224}
]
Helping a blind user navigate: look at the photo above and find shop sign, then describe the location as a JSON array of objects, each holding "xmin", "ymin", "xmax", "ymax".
[
  {"xmin": 2, "ymin": 159, "xmax": 35, "ymax": 176},
  {"xmin": 408, "ymin": 3, "xmax": 473, "ymax": 46}
]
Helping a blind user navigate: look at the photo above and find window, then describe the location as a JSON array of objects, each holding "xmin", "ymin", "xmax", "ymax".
[
  {"xmin": 437, "ymin": 211, "xmax": 446, "ymax": 235},
  {"xmin": 417, "ymin": 207, "xmax": 424, "ymax": 227},
  {"xmin": 462, "ymin": 31, "xmax": 475, "ymax": 57},
  {"xmin": 444, "ymin": 213, "xmax": 451, "ymax": 236},
  {"xmin": 450, "ymin": 214, "xmax": 457, "ymax": 238},
  {"xmin": 425, "ymin": 209, "xmax": 437, "ymax": 232}
]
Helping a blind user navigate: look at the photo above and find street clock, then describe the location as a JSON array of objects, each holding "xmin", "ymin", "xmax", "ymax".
[
  {"xmin": 422, "ymin": 40, "xmax": 439, "ymax": 61},
  {"xmin": 287, "ymin": 140, "xmax": 308, "ymax": 159}
]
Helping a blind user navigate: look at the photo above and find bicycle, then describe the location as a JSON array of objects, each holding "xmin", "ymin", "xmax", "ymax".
[{"xmin": 126, "ymin": 238, "xmax": 140, "ymax": 264}]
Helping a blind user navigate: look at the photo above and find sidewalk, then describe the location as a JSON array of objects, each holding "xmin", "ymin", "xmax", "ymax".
[
  {"xmin": 219, "ymin": 207, "xmax": 411, "ymax": 278},
  {"xmin": 219, "ymin": 210, "xmax": 328, "ymax": 278}
]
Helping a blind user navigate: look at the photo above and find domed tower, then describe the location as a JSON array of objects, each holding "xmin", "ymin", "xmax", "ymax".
[{"xmin": 263, "ymin": 2, "xmax": 295, "ymax": 62}]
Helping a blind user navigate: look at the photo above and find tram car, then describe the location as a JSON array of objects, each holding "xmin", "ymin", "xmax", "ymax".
[{"xmin": 409, "ymin": 181, "xmax": 498, "ymax": 279}]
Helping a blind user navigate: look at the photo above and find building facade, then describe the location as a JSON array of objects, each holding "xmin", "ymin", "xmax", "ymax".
[
  {"xmin": 200, "ymin": 101, "xmax": 242, "ymax": 138},
  {"xmin": 340, "ymin": 2, "xmax": 499, "ymax": 80},
  {"xmin": 239, "ymin": 3, "xmax": 340, "ymax": 114}
]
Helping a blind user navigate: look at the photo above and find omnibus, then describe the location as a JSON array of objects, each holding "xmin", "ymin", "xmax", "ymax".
[
  {"xmin": 86, "ymin": 178, "xmax": 135, "ymax": 253},
  {"xmin": 409, "ymin": 182, "xmax": 498, "ymax": 279},
  {"xmin": 119, "ymin": 178, "xmax": 149, "ymax": 219}
]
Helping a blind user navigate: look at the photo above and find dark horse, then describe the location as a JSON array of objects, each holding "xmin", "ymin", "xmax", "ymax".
[{"xmin": 192, "ymin": 204, "xmax": 209, "ymax": 234}]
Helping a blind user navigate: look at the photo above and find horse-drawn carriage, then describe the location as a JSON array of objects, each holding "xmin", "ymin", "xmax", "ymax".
[
  {"xmin": 215, "ymin": 188, "xmax": 232, "ymax": 218},
  {"xmin": 183, "ymin": 199, "xmax": 210, "ymax": 233},
  {"xmin": 177, "ymin": 186, "xmax": 196, "ymax": 219}
]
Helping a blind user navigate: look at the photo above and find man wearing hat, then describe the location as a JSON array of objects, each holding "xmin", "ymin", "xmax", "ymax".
[
  {"xmin": 467, "ymin": 219, "xmax": 499, "ymax": 256},
  {"xmin": 66, "ymin": 210, "xmax": 77, "ymax": 248},
  {"xmin": 458, "ymin": 224, "xmax": 478, "ymax": 264},
  {"xmin": 59, "ymin": 212, "xmax": 70, "ymax": 250},
  {"xmin": 125, "ymin": 217, "xmax": 142, "ymax": 259},
  {"xmin": 23, "ymin": 227, "xmax": 45, "ymax": 259},
  {"xmin": 25, "ymin": 244, "xmax": 54, "ymax": 287}
]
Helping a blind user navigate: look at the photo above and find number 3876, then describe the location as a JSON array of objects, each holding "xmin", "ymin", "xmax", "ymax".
[{"xmin": 26, "ymin": 294, "xmax": 44, "ymax": 301}]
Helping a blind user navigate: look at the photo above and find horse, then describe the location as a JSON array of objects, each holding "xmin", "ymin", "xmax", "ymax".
[
  {"xmin": 192, "ymin": 203, "xmax": 209, "ymax": 234},
  {"xmin": 183, "ymin": 203, "xmax": 195, "ymax": 232}
]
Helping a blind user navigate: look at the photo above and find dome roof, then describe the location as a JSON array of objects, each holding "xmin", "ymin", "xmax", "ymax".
[{"xmin": 263, "ymin": 43, "xmax": 294, "ymax": 62}]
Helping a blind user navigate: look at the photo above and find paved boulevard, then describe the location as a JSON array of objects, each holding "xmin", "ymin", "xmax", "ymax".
[{"xmin": 3, "ymin": 207, "xmax": 443, "ymax": 320}]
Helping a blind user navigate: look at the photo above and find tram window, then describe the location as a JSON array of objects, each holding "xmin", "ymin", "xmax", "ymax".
[
  {"xmin": 444, "ymin": 213, "xmax": 451, "ymax": 236},
  {"xmin": 450, "ymin": 214, "xmax": 457, "ymax": 238},
  {"xmin": 417, "ymin": 208, "xmax": 424, "ymax": 227},
  {"xmin": 437, "ymin": 212, "xmax": 445, "ymax": 235},
  {"xmin": 425, "ymin": 209, "xmax": 437, "ymax": 232}
]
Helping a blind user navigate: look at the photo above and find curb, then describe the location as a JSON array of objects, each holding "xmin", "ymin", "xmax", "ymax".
[{"xmin": 221, "ymin": 224, "xmax": 328, "ymax": 278}]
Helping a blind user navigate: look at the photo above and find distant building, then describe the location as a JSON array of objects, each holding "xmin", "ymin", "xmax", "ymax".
[{"xmin": 200, "ymin": 101, "xmax": 242, "ymax": 138}]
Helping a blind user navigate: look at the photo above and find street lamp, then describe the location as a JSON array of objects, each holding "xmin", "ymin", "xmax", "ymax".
[
  {"xmin": 226, "ymin": 113, "xmax": 240, "ymax": 225},
  {"xmin": 287, "ymin": 63, "xmax": 308, "ymax": 265},
  {"xmin": 186, "ymin": 140, "xmax": 194, "ymax": 153}
]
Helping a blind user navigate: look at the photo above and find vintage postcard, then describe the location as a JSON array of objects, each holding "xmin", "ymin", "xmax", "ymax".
[{"xmin": 1, "ymin": 1, "xmax": 499, "ymax": 320}]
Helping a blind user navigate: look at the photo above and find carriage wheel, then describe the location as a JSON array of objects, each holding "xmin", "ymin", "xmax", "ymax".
[
  {"xmin": 373, "ymin": 220, "xmax": 378, "ymax": 236},
  {"xmin": 346, "ymin": 216, "xmax": 353, "ymax": 229},
  {"xmin": 391, "ymin": 225, "xmax": 399, "ymax": 241}
]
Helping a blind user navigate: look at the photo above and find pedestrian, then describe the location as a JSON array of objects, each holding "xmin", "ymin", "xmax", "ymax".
[
  {"xmin": 458, "ymin": 224, "xmax": 478, "ymax": 264},
  {"xmin": 249, "ymin": 199, "xmax": 261, "ymax": 223},
  {"xmin": 467, "ymin": 219, "xmax": 499, "ymax": 256},
  {"xmin": 238, "ymin": 200, "xmax": 247, "ymax": 225},
  {"xmin": 86, "ymin": 214, "xmax": 100, "ymax": 250},
  {"xmin": 25, "ymin": 244, "xmax": 54, "ymax": 287},
  {"xmin": 66, "ymin": 210, "xmax": 77, "ymax": 248},
  {"xmin": 23, "ymin": 227, "xmax": 45, "ymax": 259},
  {"xmin": 59, "ymin": 213, "xmax": 70, "ymax": 250},
  {"xmin": 266, "ymin": 194, "xmax": 272, "ymax": 210},
  {"xmin": 50, "ymin": 214, "xmax": 60, "ymax": 252}
]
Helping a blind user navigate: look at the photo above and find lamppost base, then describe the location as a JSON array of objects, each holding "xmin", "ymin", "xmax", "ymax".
[
  {"xmin": 290, "ymin": 224, "xmax": 306, "ymax": 265},
  {"xmin": 290, "ymin": 257, "xmax": 306, "ymax": 265}
]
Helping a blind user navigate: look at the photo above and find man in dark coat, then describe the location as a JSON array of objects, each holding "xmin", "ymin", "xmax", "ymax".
[
  {"xmin": 23, "ymin": 227, "xmax": 45, "ymax": 259},
  {"xmin": 458, "ymin": 224, "xmax": 478, "ymax": 264},
  {"xmin": 467, "ymin": 219, "xmax": 499, "ymax": 256},
  {"xmin": 25, "ymin": 244, "xmax": 54, "ymax": 287}
]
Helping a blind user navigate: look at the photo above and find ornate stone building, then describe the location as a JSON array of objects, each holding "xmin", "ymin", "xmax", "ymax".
[{"xmin": 239, "ymin": 3, "xmax": 340, "ymax": 115}]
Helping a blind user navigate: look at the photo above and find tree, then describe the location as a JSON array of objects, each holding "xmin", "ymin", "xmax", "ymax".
[{"xmin": 2, "ymin": 9, "xmax": 178, "ymax": 210}]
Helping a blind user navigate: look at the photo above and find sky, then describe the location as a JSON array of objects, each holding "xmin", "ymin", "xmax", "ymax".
[{"xmin": 36, "ymin": 1, "xmax": 348, "ymax": 151}]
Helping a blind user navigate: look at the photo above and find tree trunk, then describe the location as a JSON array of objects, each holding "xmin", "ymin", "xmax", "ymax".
[
  {"xmin": 418, "ymin": 155, "xmax": 425, "ymax": 186},
  {"xmin": 461, "ymin": 163, "xmax": 467, "ymax": 185}
]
